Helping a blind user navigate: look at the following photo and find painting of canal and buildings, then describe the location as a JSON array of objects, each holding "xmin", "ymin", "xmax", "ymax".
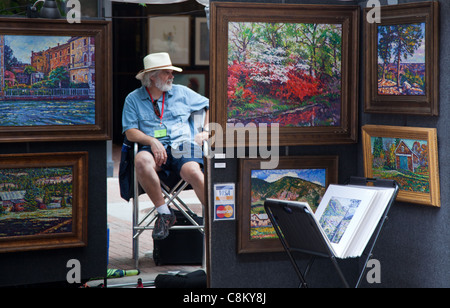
[
  {"xmin": 0, "ymin": 34, "xmax": 95, "ymax": 126},
  {"xmin": 250, "ymin": 168, "xmax": 326, "ymax": 240},
  {"xmin": 0, "ymin": 167, "xmax": 73, "ymax": 237}
]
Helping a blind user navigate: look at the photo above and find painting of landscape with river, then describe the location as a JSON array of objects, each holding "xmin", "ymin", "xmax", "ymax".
[{"xmin": 0, "ymin": 34, "xmax": 95, "ymax": 126}]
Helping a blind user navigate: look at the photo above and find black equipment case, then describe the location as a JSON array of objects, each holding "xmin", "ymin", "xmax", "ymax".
[{"xmin": 153, "ymin": 210, "xmax": 204, "ymax": 265}]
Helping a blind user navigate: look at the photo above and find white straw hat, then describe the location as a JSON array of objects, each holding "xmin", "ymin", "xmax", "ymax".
[{"xmin": 135, "ymin": 52, "xmax": 183, "ymax": 80}]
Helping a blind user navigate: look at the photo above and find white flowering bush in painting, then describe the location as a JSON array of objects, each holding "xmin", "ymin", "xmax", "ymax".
[{"xmin": 227, "ymin": 22, "xmax": 342, "ymax": 127}]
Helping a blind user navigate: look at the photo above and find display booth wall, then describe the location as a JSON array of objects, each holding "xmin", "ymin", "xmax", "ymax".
[
  {"xmin": 0, "ymin": 141, "xmax": 107, "ymax": 287},
  {"xmin": 208, "ymin": 0, "xmax": 450, "ymax": 288}
]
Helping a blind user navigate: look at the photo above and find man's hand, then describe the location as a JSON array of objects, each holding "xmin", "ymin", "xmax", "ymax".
[
  {"xmin": 194, "ymin": 131, "xmax": 209, "ymax": 146},
  {"xmin": 149, "ymin": 138, "xmax": 167, "ymax": 166}
]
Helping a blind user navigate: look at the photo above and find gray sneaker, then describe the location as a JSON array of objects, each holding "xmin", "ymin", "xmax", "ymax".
[{"xmin": 152, "ymin": 209, "xmax": 176, "ymax": 240}]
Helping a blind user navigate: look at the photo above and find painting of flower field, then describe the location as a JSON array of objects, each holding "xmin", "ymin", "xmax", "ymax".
[{"xmin": 227, "ymin": 21, "xmax": 342, "ymax": 127}]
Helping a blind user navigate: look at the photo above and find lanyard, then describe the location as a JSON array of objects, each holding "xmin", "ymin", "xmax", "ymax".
[{"xmin": 146, "ymin": 87, "xmax": 165, "ymax": 124}]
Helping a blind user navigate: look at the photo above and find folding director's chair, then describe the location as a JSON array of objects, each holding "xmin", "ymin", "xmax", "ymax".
[{"xmin": 119, "ymin": 109, "xmax": 207, "ymax": 268}]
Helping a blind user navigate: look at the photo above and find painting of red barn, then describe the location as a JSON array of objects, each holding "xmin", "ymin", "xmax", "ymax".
[{"xmin": 362, "ymin": 125, "xmax": 440, "ymax": 207}]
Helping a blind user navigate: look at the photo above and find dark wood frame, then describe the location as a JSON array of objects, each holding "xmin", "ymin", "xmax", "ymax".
[
  {"xmin": 210, "ymin": 2, "xmax": 360, "ymax": 147},
  {"xmin": 238, "ymin": 155, "xmax": 338, "ymax": 254},
  {"xmin": 0, "ymin": 152, "xmax": 88, "ymax": 253},
  {"xmin": 195, "ymin": 17, "xmax": 209, "ymax": 66},
  {"xmin": 362, "ymin": 125, "xmax": 440, "ymax": 207},
  {"xmin": 0, "ymin": 18, "xmax": 112, "ymax": 142},
  {"xmin": 364, "ymin": 2, "xmax": 439, "ymax": 115}
]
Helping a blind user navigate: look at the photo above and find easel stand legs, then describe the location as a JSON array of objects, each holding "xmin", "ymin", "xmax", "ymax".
[{"xmin": 288, "ymin": 253, "xmax": 350, "ymax": 288}]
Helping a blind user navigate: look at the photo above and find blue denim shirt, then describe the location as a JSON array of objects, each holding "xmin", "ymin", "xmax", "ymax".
[{"xmin": 122, "ymin": 85, "xmax": 209, "ymax": 148}]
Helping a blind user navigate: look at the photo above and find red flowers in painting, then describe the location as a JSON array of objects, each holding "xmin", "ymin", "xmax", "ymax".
[
  {"xmin": 271, "ymin": 71, "xmax": 322, "ymax": 102},
  {"xmin": 227, "ymin": 60, "xmax": 326, "ymax": 126}
]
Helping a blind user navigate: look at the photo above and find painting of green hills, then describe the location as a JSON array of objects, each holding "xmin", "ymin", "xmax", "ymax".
[{"xmin": 250, "ymin": 169, "xmax": 326, "ymax": 240}]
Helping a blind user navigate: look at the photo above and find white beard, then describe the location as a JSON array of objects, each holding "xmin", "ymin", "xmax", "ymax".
[{"xmin": 155, "ymin": 77, "xmax": 173, "ymax": 92}]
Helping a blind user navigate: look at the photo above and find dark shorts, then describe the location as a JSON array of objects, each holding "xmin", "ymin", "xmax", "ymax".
[{"xmin": 139, "ymin": 142, "xmax": 204, "ymax": 178}]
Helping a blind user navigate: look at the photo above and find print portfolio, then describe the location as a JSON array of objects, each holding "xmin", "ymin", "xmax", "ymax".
[{"xmin": 266, "ymin": 183, "xmax": 396, "ymax": 259}]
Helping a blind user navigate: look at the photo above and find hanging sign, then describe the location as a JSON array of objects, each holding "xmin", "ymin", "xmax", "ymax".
[{"xmin": 213, "ymin": 183, "xmax": 235, "ymax": 221}]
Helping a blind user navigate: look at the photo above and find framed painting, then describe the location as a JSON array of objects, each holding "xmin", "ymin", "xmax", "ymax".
[
  {"xmin": 238, "ymin": 155, "xmax": 338, "ymax": 253},
  {"xmin": 362, "ymin": 125, "xmax": 440, "ymax": 207},
  {"xmin": 0, "ymin": 18, "xmax": 112, "ymax": 143},
  {"xmin": 173, "ymin": 70, "xmax": 209, "ymax": 97},
  {"xmin": 195, "ymin": 17, "xmax": 209, "ymax": 66},
  {"xmin": 149, "ymin": 16, "xmax": 190, "ymax": 66},
  {"xmin": 0, "ymin": 152, "xmax": 88, "ymax": 253},
  {"xmin": 364, "ymin": 2, "xmax": 439, "ymax": 115},
  {"xmin": 210, "ymin": 2, "xmax": 359, "ymax": 147}
]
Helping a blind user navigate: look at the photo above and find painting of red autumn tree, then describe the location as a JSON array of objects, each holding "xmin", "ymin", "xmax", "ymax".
[{"xmin": 227, "ymin": 21, "xmax": 342, "ymax": 127}]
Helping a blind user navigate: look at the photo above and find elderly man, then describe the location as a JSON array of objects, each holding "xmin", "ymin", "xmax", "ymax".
[{"xmin": 122, "ymin": 52, "xmax": 209, "ymax": 240}]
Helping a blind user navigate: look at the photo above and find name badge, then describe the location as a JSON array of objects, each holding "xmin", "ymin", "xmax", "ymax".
[{"xmin": 154, "ymin": 128, "xmax": 167, "ymax": 139}]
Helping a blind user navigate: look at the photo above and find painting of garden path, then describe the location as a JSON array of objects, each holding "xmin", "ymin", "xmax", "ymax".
[{"xmin": 227, "ymin": 22, "xmax": 342, "ymax": 127}]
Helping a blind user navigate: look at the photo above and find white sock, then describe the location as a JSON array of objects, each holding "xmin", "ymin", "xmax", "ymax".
[{"xmin": 156, "ymin": 203, "xmax": 171, "ymax": 215}]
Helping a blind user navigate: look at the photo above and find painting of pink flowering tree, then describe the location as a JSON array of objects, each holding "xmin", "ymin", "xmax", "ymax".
[{"xmin": 227, "ymin": 21, "xmax": 342, "ymax": 127}]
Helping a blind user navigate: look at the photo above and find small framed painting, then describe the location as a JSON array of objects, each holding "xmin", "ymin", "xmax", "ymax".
[
  {"xmin": 149, "ymin": 16, "xmax": 190, "ymax": 66},
  {"xmin": 0, "ymin": 152, "xmax": 88, "ymax": 253},
  {"xmin": 364, "ymin": 2, "xmax": 439, "ymax": 115},
  {"xmin": 238, "ymin": 155, "xmax": 338, "ymax": 253},
  {"xmin": 362, "ymin": 125, "xmax": 440, "ymax": 207},
  {"xmin": 195, "ymin": 17, "xmax": 209, "ymax": 66}
]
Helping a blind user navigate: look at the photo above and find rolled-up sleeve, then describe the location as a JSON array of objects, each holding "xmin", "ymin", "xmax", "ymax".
[{"xmin": 122, "ymin": 93, "xmax": 139, "ymax": 134}]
